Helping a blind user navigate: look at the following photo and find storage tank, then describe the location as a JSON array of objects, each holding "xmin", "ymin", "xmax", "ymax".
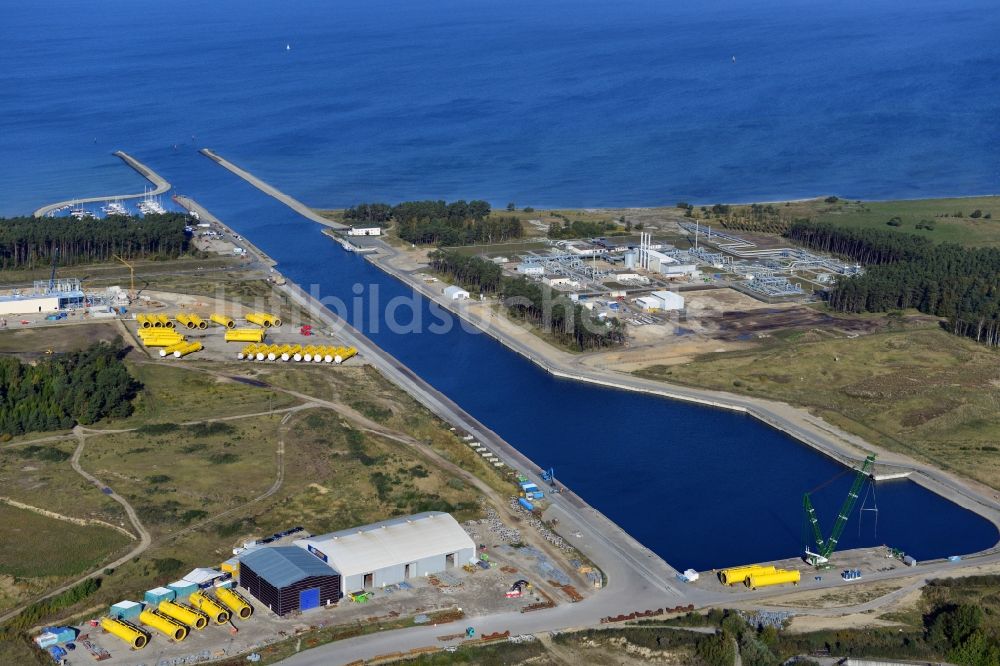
[
  {"xmin": 624, "ymin": 250, "xmax": 637, "ymax": 269},
  {"xmin": 719, "ymin": 565, "xmax": 776, "ymax": 586},
  {"xmin": 139, "ymin": 609, "xmax": 187, "ymax": 641},
  {"xmin": 100, "ymin": 617, "xmax": 148, "ymax": 649},
  {"xmin": 746, "ymin": 569, "xmax": 800, "ymax": 590}
]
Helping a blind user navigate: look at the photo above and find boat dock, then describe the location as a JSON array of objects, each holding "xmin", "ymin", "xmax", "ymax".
[{"xmin": 33, "ymin": 151, "xmax": 171, "ymax": 218}]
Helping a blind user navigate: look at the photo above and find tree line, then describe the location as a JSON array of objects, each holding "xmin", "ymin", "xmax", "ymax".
[
  {"xmin": 788, "ymin": 221, "xmax": 1000, "ymax": 346},
  {"xmin": 0, "ymin": 213, "xmax": 190, "ymax": 270},
  {"xmin": 428, "ymin": 250, "xmax": 626, "ymax": 350},
  {"xmin": 0, "ymin": 340, "xmax": 141, "ymax": 436},
  {"xmin": 344, "ymin": 200, "xmax": 522, "ymax": 246},
  {"xmin": 428, "ymin": 249, "xmax": 503, "ymax": 293}
]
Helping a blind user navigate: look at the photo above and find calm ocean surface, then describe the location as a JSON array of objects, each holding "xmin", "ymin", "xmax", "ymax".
[
  {"xmin": 2, "ymin": 0, "xmax": 999, "ymax": 568},
  {"xmin": 2, "ymin": 0, "xmax": 999, "ymax": 216}
]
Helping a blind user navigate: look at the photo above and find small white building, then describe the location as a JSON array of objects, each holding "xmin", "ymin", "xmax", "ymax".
[
  {"xmin": 650, "ymin": 290, "xmax": 684, "ymax": 310},
  {"xmin": 636, "ymin": 290, "xmax": 684, "ymax": 312},
  {"xmin": 347, "ymin": 226, "xmax": 382, "ymax": 236},
  {"xmin": 516, "ymin": 263, "xmax": 544, "ymax": 276},
  {"xmin": 542, "ymin": 276, "xmax": 581, "ymax": 289},
  {"xmin": 0, "ymin": 294, "xmax": 60, "ymax": 316},
  {"xmin": 294, "ymin": 512, "xmax": 476, "ymax": 591},
  {"xmin": 443, "ymin": 285, "xmax": 470, "ymax": 300}
]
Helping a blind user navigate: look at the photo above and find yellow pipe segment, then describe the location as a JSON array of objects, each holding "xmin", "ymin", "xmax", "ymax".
[
  {"xmin": 237, "ymin": 344, "xmax": 257, "ymax": 360},
  {"xmin": 100, "ymin": 616, "xmax": 149, "ymax": 649},
  {"xmin": 158, "ymin": 600, "xmax": 209, "ymax": 630},
  {"xmin": 211, "ymin": 313, "xmax": 236, "ymax": 329},
  {"xmin": 225, "ymin": 328, "xmax": 265, "ymax": 343},
  {"xmin": 214, "ymin": 587, "xmax": 253, "ymax": 619},
  {"xmin": 143, "ymin": 336, "xmax": 185, "ymax": 348},
  {"xmin": 173, "ymin": 342, "xmax": 202, "ymax": 358},
  {"xmin": 156, "ymin": 314, "xmax": 174, "ymax": 329},
  {"xmin": 189, "ymin": 591, "xmax": 230, "ymax": 624},
  {"xmin": 136, "ymin": 314, "xmax": 154, "ymax": 329},
  {"xmin": 175, "ymin": 313, "xmax": 193, "ymax": 329},
  {"xmin": 139, "ymin": 609, "xmax": 188, "ymax": 641},
  {"xmin": 245, "ymin": 313, "xmax": 272, "ymax": 328},
  {"xmin": 188, "ymin": 314, "xmax": 207, "ymax": 330},
  {"xmin": 746, "ymin": 569, "xmax": 800, "ymax": 589},
  {"xmin": 159, "ymin": 341, "xmax": 189, "ymax": 357},
  {"xmin": 719, "ymin": 565, "xmax": 776, "ymax": 586}
]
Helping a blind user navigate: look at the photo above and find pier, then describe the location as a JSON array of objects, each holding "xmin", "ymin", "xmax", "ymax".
[
  {"xmin": 199, "ymin": 148, "xmax": 347, "ymax": 230},
  {"xmin": 32, "ymin": 151, "xmax": 170, "ymax": 218}
]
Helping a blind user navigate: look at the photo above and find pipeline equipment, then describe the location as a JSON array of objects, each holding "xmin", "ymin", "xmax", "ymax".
[
  {"xmin": 173, "ymin": 342, "xmax": 202, "ymax": 358},
  {"xmin": 139, "ymin": 609, "xmax": 188, "ymax": 641},
  {"xmin": 281, "ymin": 344, "xmax": 302, "ymax": 361},
  {"xmin": 211, "ymin": 314, "xmax": 236, "ymax": 329},
  {"xmin": 225, "ymin": 328, "xmax": 265, "ymax": 343},
  {"xmin": 155, "ymin": 314, "xmax": 174, "ymax": 329},
  {"xmin": 246, "ymin": 312, "xmax": 282, "ymax": 328},
  {"xmin": 157, "ymin": 600, "xmax": 209, "ymax": 630},
  {"xmin": 189, "ymin": 592, "xmax": 230, "ymax": 624},
  {"xmin": 187, "ymin": 314, "xmax": 207, "ymax": 330},
  {"xmin": 142, "ymin": 336, "xmax": 185, "ymax": 348},
  {"xmin": 237, "ymin": 344, "xmax": 256, "ymax": 360},
  {"xmin": 719, "ymin": 565, "xmax": 776, "ymax": 586},
  {"xmin": 746, "ymin": 569, "xmax": 800, "ymax": 590},
  {"xmin": 100, "ymin": 617, "xmax": 149, "ymax": 649},
  {"xmin": 214, "ymin": 587, "xmax": 253, "ymax": 619},
  {"xmin": 159, "ymin": 341, "xmax": 189, "ymax": 357},
  {"xmin": 136, "ymin": 314, "xmax": 154, "ymax": 329}
]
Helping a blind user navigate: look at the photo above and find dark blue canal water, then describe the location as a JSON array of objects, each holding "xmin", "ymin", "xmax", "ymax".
[{"xmin": 143, "ymin": 148, "xmax": 997, "ymax": 571}]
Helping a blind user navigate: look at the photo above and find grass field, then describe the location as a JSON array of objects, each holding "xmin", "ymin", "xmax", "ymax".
[
  {"xmin": 0, "ymin": 439, "xmax": 128, "ymax": 526},
  {"xmin": 0, "ymin": 321, "xmax": 122, "ymax": 355},
  {"xmin": 0, "ymin": 504, "xmax": 130, "ymax": 578},
  {"xmin": 637, "ymin": 323, "xmax": 1000, "ymax": 490}
]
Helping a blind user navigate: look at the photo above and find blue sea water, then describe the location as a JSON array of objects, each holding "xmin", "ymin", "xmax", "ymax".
[
  {"xmin": 2, "ymin": 0, "xmax": 1000, "ymax": 216},
  {"xmin": 3, "ymin": 0, "xmax": 999, "ymax": 568},
  {"xmin": 144, "ymin": 148, "xmax": 997, "ymax": 570}
]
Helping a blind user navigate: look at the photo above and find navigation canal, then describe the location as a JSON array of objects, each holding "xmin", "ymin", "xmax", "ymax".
[{"xmin": 148, "ymin": 148, "xmax": 998, "ymax": 571}]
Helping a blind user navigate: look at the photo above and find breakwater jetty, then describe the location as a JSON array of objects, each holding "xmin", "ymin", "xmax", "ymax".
[{"xmin": 33, "ymin": 151, "xmax": 170, "ymax": 218}]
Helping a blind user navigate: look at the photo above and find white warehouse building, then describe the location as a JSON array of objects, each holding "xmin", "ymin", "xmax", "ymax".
[
  {"xmin": 636, "ymin": 290, "xmax": 684, "ymax": 312},
  {"xmin": 294, "ymin": 512, "xmax": 476, "ymax": 591},
  {"xmin": 443, "ymin": 285, "xmax": 470, "ymax": 300}
]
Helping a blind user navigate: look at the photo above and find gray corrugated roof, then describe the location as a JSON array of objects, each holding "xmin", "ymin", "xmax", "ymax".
[{"xmin": 241, "ymin": 546, "xmax": 338, "ymax": 587}]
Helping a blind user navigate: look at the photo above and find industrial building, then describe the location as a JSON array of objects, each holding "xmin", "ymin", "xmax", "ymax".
[
  {"xmin": 443, "ymin": 285, "xmax": 470, "ymax": 300},
  {"xmin": 239, "ymin": 546, "xmax": 342, "ymax": 615},
  {"xmin": 0, "ymin": 279, "xmax": 86, "ymax": 316},
  {"xmin": 294, "ymin": 512, "xmax": 476, "ymax": 591},
  {"xmin": 516, "ymin": 263, "xmax": 544, "ymax": 276},
  {"xmin": 347, "ymin": 226, "xmax": 382, "ymax": 236}
]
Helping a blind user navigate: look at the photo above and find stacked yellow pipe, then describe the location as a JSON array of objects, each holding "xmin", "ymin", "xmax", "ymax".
[
  {"xmin": 158, "ymin": 600, "xmax": 208, "ymax": 630},
  {"xmin": 746, "ymin": 569, "xmax": 800, "ymax": 589},
  {"xmin": 338, "ymin": 347, "xmax": 358, "ymax": 363},
  {"xmin": 173, "ymin": 341, "xmax": 202, "ymax": 358},
  {"xmin": 159, "ymin": 341, "xmax": 189, "ymax": 357},
  {"xmin": 136, "ymin": 314, "xmax": 155, "ymax": 329},
  {"xmin": 719, "ymin": 565, "xmax": 776, "ymax": 586},
  {"xmin": 281, "ymin": 344, "xmax": 302, "ymax": 361},
  {"xmin": 238, "ymin": 344, "xmax": 259, "ymax": 360},
  {"xmin": 100, "ymin": 617, "xmax": 149, "ymax": 649},
  {"xmin": 211, "ymin": 313, "xmax": 236, "ymax": 329},
  {"xmin": 139, "ymin": 609, "xmax": 187, "ymax": 641},
  {"xmin": 225, "ymin": 328, "xmax": 265, "ymax": 343},
  {"xmin": 214, "ymin": 587, "xmax": 253, "ymax": 619},
  {"xmin": 301, "ymin": 345, "xmax": 317, "ymax": 362},
  {"xmin": 246, "ymin": 312, "xmax": 282, "ymax": 328},
  {"xmin": 156, "ymin": 314, "xmax": 174, "ymax": 329},
  {"xmin": 189, "ymin": 592, "xmax": 230, "ymax": 624},
  {"xmin": 176, "ymin": 313, "xmax": 208, "ymax": 330},
  {"xmin": 138, "ymin": 329, "xmax": 185, "ymax": 347}
]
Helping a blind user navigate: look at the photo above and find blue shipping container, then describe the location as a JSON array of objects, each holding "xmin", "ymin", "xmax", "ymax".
[{"xmin": 518, "ymin": 498, "xmax": 534, "ymax": 511}]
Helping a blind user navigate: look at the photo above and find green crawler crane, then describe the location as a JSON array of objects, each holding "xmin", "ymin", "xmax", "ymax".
[{"xmin": 803, "ymin": 454, "xmax": 877, "ymax": 566}]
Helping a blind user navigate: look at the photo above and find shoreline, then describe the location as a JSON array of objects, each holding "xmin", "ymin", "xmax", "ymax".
[{"xmin": 32, "ymin": 151, "xmax": 171, "ymax": 218}]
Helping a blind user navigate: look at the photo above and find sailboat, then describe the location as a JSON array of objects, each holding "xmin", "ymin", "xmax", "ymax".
[{"xmin": 286, "ymin": 43, "xmax": 291, "ymax": 51}]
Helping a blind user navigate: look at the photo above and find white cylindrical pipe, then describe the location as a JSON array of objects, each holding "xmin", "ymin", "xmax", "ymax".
[
  {"xmin": 255, "ymin": 352, "xmax": 265, "ymax": 361},
  {"xmin": 303, "ymin": 353, "xmax": 312, "ymax": 362},
  {"xmin": 313, "ymin": 354, "xmax": 323, "ymax": 363},
  {"xmin": 293, "ymin": 353, "xmax": 302, "ymax": 362},
  {"xmin": 323, "ymin": 354, "xmax": 333, "ymax": 363},
  {"xmin": 334, "ymin": 355, "xmax": 343, "ymax": 364},
  {"xmin": 281, "ymin": 353, "xmax": 290, "ymax": 361},
  {"xmin": 267, "ymin": 352, "xmax": 277, "ymax": 361},
  {"xmin": 237, "ymin": 352, "xmax": 245, "ymax": 360}
]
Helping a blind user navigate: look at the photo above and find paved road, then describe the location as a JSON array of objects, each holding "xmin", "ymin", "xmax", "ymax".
[{"xmin": 33, "ymin": 151, "xmax": 171, "ymax": 218}]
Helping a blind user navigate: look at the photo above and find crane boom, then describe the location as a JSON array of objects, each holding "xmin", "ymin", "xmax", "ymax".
[
  {"xmin": 112, "ymin": 254, "xmax": 136, "ymax": 300},
  {"xmin": 803, "ymin": 454, "xmax": 877, "ymax": 565}
]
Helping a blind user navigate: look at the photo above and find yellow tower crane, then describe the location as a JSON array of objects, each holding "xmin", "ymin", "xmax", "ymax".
[{"xmin": 112, "ymin": 254, "xmax": 137, "ymax": 301}]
